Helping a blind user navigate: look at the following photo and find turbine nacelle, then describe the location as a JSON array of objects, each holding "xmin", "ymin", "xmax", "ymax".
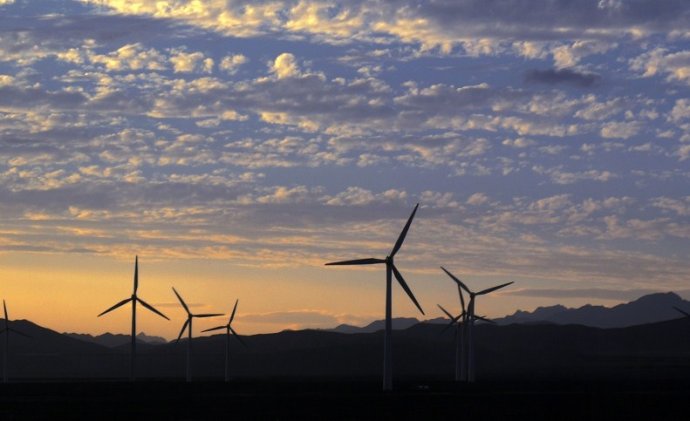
[
  {"xmin": 324, "ymin": 204, "xmax": 424, "ymax": 316},
  {"xmin": 173, "ymin": 287, "xmax": 224, "ymax": 343},
  {"xmin": 202, "ymin": 299, "xmax": 247, "ymax": 347}
]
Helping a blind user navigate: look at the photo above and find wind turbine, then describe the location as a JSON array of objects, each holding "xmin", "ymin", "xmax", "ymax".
[
  {"xmin": 439, "ymin": 266, "xmax": 468, "ymax": 382},
  {"xmin": 438, "ymin": 304, "xmax": 494, "ymax": 382},
  {"xmin": 440, "ymin": 267, "xmax": 512, "ymax": 383},
  {"xmin": 437, "ymin": 303, "xmax": 466, "ymax": 382},
  {"xmin": 325, "ymin": 203, "xmax": 425, "ymax": 391},
  {"xmin": 202, "ymin": 299, "xmax": 246, "ymax": 382},
  {"xmin": 98, "ymin": 256, "xmax": 169, "ymax": 381},
  {"xmin": 1, "ymin": 300, "xmax": 29, "ymax": 383},
  {"xmin": 173, "ymin": 287, "xmax": 223, "ymax": 382}
]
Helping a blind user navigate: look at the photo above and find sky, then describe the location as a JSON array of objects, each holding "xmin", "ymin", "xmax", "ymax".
[{"xmin": 0, "ymin": 0, "xmax": 689, "ymax": 340}]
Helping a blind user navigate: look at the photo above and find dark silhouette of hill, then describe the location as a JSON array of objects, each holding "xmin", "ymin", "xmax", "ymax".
[
  {"xmin": 130, "ymin": 316, "xmax": 690, "ymax": 381},
  {"xmin": 3, "ymin": 308, "xmax": 690, "ymax": 381},
  {"xmin": 0, "ymin": 319, "xmax": 118, "ymax": 379},
  {"xmin": 65, "ymin": 332, "xmax": 167, "ymax": 347},
  {"xmin": 495, "ymin": 292, "xmax": 689, "ymax": 328}
]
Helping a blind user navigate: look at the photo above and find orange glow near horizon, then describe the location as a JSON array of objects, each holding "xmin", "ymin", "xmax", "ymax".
[{"xmin": 1, "ymin": 251, "xmax": 675, "ymax": 341}]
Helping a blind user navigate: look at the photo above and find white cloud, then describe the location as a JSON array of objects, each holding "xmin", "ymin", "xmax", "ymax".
[
  {"xmin": 552, "ymin": 40, "xmax": 615, "ymax": 69},
  {"xmin": 270, "ymin": 53, "xmax": 301, "ymax": 79},
  {"xmin": 631, "ymin": 48, "xmax": 690, "ymax": 85},
  {"xmin": 219, "ymin": 54, "xmax": 248, "ymax": 74},
  {"xmin": 467, "ymin": 193, "xmax": 489, "ymax": 206},
  {"xmin": 324, "ymin": 187, "xmax": 407, "ymax": 206},
  {"xmin": 670, "ymin": 99, "xmax": 690, "ymax": 122},
  {"xmin": 90, "ymin": 43, "xmax": 167, "ymax": 72},
  {"xmin": 169, "ymin": 49, "xmax": 213, "ymax": 73},
  {"xmin": 600, "ymin": 121, "xmax": 640, "ymax": 139}
]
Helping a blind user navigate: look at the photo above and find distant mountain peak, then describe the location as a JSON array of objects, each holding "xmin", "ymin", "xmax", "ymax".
[
  {"xmin": 136, "ymin": 332, "xmax": 167, "ymax": 345},
  {"xmin": 328, "ymin": 317, "xmax": 420, "ymax": 334},
  {"xmin": 632, "ymin": 291, "xmax": 682, "ymax": 303},
  {"xmin": 65, "ymin": 331, "xmax": 167, "ymax": 347},
  {"xmin": 495, "ymin": 291, "xmax": 689, "ymax": 328}
]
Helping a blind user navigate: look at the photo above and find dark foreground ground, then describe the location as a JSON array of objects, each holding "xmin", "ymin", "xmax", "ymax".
[{"xmin": 0, "ymin": 376, "xmax": 689, "ymax": 420}]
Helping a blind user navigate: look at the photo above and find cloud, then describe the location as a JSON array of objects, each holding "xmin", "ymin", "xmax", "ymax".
[
  {"xmin": 466, "ymin": 193, "xmax": 489, "ymax": 206},
  {"xmin": 270, "ymin": 52, "xmax": 302, "ymax": 79},
  {"xmin": 525, "ymin": 68, "xmax": 601, "ymax": 87},
  {"xmin": 600, "ymin": 121, "xmax": 640, "ymax": 139},
  {"xmin": 533, "ymin": 167, "xmax": 617, "ymax": 184},
  {"xmin": 670, "ymin": 99, "xmax": 690, "ymax": 122},
  {"xmin": 238, "ymin": 309, "xmax": 339, "ymax": 326},
  {"xmin": 169, "ymin": 49, "xmax": 213, "ymax": 73},
  {"xmin": 76, "ymin": 0, "xmax": 690, "ymax": 54},
  {"xmin": 219, "ymin": 54, "xmax": 248, "ymax": 75},
  {"xmin": 631, "ymin": 48, "xmax": 690, "ymax": 85},
  {"xmin": 89, "ymin": 43, "xmax": 167, "ymax": 72},
  {"xmin": 551, "ymin": 41, "xmax": 614, "ymax": 68},
  {"xmin": 324, "ymin": 187, "xmax": 408, "ymax": 206},
  {"xmin": 652, "ymin": 197, "xmax": 690, "ymax": 216}
]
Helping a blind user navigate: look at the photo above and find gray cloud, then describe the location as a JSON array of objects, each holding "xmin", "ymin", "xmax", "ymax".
[
  {"xmin": 525, "ymin": 68, "xmax": 601, "ymax": 87},
  {"xmin": 238, "ymin": 310, "xmax": 339, "ymax": 326}
]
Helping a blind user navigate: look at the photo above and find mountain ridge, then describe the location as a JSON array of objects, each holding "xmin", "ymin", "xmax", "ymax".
[
  {"xmin": 325, "ymin": 292, "xmax": 690, "ymax": 333},
  {"xmin": 64, "ymin": 331, "xmax": 168, "ymax": 347}
]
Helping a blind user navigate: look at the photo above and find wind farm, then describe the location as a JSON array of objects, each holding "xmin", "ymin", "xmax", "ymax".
[
  {"xmin": 2, "ymin": 0, "xmax": 690, "ymax": 418},
  {"xmin": 0, "ymin": 190, "xmax": 687, "ymax": 421}
]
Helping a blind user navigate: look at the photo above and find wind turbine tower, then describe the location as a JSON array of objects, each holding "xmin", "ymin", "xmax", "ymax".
[
  {"xmin": 173, "ymin": 287, "xmax": 223, "ymax": 382},
  {"xmin": 441, "ymin": 267, "xmax": 512, "ymax": 383},
  {"xmin": 98, "ymin": 256, "xmax": 169, "ymax": 381},
  {"xmin": 0, "ymin": 300, "xmax": 29, "ymax": 383},
  {"xmin": 326, "ymin": 203, "xmax": 425, "ymax": 391},
  {"xmin": 202, "ymin": 299, "xmax": 247, "ymax": 382}
]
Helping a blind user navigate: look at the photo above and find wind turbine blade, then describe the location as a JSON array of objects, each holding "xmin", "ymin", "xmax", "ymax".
[
  {"xmin": 325, "ymin": 258, "xmax": 386, "ymax": 266},
  {"xmin": 390, "ymin": 203, "xmax": 419, "ymax": 257},
  {"xmin": 440, "ymin": 267, "xmax": 471, "ymax": 295},
  {"xmin": 8, "ymin": 328, "xmax": 30, "ymax": 338},
  {"xmin": 201, "ymin": 326, "xmax": 226, "ymax": 333},
  {"xmin": 172, "ymin": 287, "xmax": 190, "ymax": 314},
  {"xmin": 137, "ymin": 297, "xmax": 170, "ymax": 320},
  {"xmin": 477, "ymin": 282, "xmax": 514, "ymax": 295},
  {"xmin": 3, "ymin": 300, "xmax": 7, "ymax": 320},
  {"xmin": 229, "ymin": 326, "xmax": 247, "ymax": 347},
  {"xmin": 229, "ymin": 299, "xmax": 238, "ymax": 324},
  {"xmin": 474, "ymin": 315, "xmax": 495, "ymax": 324},
  {"xmin": 437, "ymin": 304, "xmax": 454, "ymax": 320},
  {"xmin": 194, "ymin": 313, "xmax": 224, "ymax": 318},
  {"xmin": 176, "ymin": 319, "xmax": 190, "ymax": 343},
  {"xmin": 391, "ymin": 264, "xmax": 424, "ymax": 315},
  {"xmin": 457, "ymin": 285, "xmax": 466, "ymax": 314},
  {"xmin": 97, "ymin": 298, "xmax": 132, "ymax": 317},
  {"xmin": 674, "ymin": 306, "xmax": 690, "ymax": 318},
  {"xmin": 133, "ymin": 255, "xmax": 139, "ymax": 294}
]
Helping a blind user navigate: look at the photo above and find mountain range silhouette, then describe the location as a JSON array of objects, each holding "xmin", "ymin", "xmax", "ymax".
[
  {"xmin": 331, "ymin": 292, "xmax": 690, "ymax": 333},
  {"xmin": 0, "ymin": 292, "xmax": 687, "ymax": 381}
]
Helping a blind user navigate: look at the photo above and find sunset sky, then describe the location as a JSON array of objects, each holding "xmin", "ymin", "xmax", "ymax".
[{"xmin": 1, "ymin": 0, "xmax": 689, "ymax": 340}]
